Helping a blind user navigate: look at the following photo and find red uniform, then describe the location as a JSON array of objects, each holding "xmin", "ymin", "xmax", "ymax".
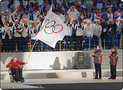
[{"xmin": 6, "ymin": 60, "xmax": 25, "ymax": 69}]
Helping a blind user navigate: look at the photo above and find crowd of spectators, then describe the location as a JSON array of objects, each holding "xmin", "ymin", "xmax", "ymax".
[{"xmin": 0, "ymin": 0, "xmax": 123, "ymax": 52}]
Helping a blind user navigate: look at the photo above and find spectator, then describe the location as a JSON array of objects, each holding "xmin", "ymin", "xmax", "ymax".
[
  {"xmin": 76, "ymin": 19, "xmax": 83, "ymax": 36},
  {"xmin": 76, "ymin": 19, "xmax": 84, "ymax": 50},
  {"xmin": 67, "ymin": 5, "xmax": 79, "ymax": 21},
  {"xmin": 0, "ymin": 12, "xmax": 4, "ymax": 28},
  {"xmin": 29, "ymin": 8, "xmax": 34, "ymax": 21},
  {"xmin": 80, "ymin": 0, "xmax": 87, "ymax": 12},
  {"xmin": 108, "ymin": 20, "xmax": 117, "ymax": 49},
  {"xmin": 30, "ymin": 21, "xmax": 38, "ymax": 51},
  {"xmin": 105, "ymin": 0, "xmax": 113, "ymax": 12},
  {"xmin": 40, "ymin": 0, "xmax": 47, "ymax": 15},
  {"xmin": 86, "ymin": 11, "xmax": 91, "ymax": 20},
  {"xmin": 115, "ymin": 19, "xmax": 122, "ymax": 48},
  {"xmin": 52, "ymin": 0, "xmax": 58, "ymax": 10},
  {"xmin": 21, "ymin": 17, "xmax": 30, "ymax": 51},
  {"xmin": 23, "ymin": 8, "xmax": 29, "ymax": 19},
  {"xmin": 61, "ymin": 0, "xmax": 69, "ymax": 12},
  {"xmin": 113, "ymin": 0, "xmax": 123, "ymax": 12},
  {"xmin": 1, "ymin": 18, "xmax": 12, "ymax": 52},
  {"xmin": 91, "ymin": 8, "xmax": 96, "ymax": 22},
  {"xmin": 119, "ymin": 20, "xmax": 123, "ymax": 49},
  {"xmin": 13, "ymin": 19, "xmax": 23, "ymax": 51},
  {"xmin": 33, "ymin": 8, "xmax": 40, "ymax": 23},
  {"xmin": 93, "ymin": 19, "xmax": 102, "ymax": 48},
  {"xmin": 82, "ymin": 19, "xmax": 87, "ymax": 30},
  {"xmin": 78, "ymin": 10, "xmax": 86, "ymax": 20},
  {"xmin": 107, "ymin": 10, "xmax": 113, "ymax": 23},
  {"xmin": 66, "ymin": 18, "xmax": 72, "ymax": 36},
  {"xmin": 45, "ymin": 0, "xmax": 51, "ymax": 11},
  {"xmin": 83, "ymin": 20, "xmax": 93, "ymax": 49},
  {"xmin": 72, "ymin": 20, "xmax": 78, "ymax": 37},
  {"xmin": 96, "ymin": 0, "xmax": 105, "ymax": 12},
  {"xmin": 101, "ymin": 8, "xmax": 108, "ymax": 21},
  {"xmin": 30, "ymin": 21, "xmax": 37, "ymax": 39},
  {"xmin": 56, "ymin": 10, "xmax": 65, "ymax": 22},
  {"xmin": 114, "ymin": 8, "xmax": 122, "ymax": 20},
  {"xmin": 100, "ymin": 18, "xmax": 108, "ymax": 49},
  {"xmin": 19, "ymin": 2, "xmax": 25, "ymax": 11},
  {"xmin": 27, "ymin": 2, "xmax": 34, "ymax": 10},
  {"xmin": 18, "ymin": 10, "xmax": 24, "ymax": 21},
  {"xmin": 95, "ymin": 8, "xmax": 101, "ymax": 21},
  {"xmin": 8, "ymin": 0, "xmax": 14, "ymax": 9}
]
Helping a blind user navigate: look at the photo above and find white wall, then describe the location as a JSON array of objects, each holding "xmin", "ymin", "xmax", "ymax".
[{"xmin": 0, "ymin": 51, "xmax": 92, "ymax": 70}]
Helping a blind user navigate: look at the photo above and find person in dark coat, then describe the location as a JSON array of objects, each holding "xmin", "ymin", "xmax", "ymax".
[
  {"xmin": 92, "ymin": 45, "xmax": 103, "ymax": 79},
  {"xmin": 107, "ymin": 20, "xmax": 117, "ymax": 49},
  {"xmin": 108, "ymin": 47, "xmax": 118, "ymax": 79},
  {"xmin": 6, "ymin": 57, "xmax": 27, "ymax": 82},
  {"xmin": 100, "ymin": 18, "xmax": 109, "ymax": 49}
]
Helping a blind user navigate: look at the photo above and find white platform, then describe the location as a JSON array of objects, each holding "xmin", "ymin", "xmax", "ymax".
[{"xmin": 1, "ymin": 77, "xmax": 122, "ymax": 89}]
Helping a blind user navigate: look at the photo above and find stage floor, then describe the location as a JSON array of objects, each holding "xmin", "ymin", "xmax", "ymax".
[{"xmin": 1, "ymin": 77, "xmax": 123, "ymax": 90}]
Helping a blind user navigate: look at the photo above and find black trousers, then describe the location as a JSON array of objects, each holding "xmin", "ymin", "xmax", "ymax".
[
  {"xmin": 22, "ymin": 37, "xmax": 28, "ymax": 51},
  {"xmin": 12, "ymin": 68, "xmax": 23, "ymax": 81},
  {"xmin": 110, "ymin": 65, "xmax": 116, "ymax": 79},
  {"xmin": 14, "ymin": 37, "xmax": 22, "ymax": 51},
  {"xmin": 101, "ymin": 35, "xmax": 108, "ymax": 49},
  {"xmin": 94, "ymin": 63, "xmax": 102, "ymax": 78}
]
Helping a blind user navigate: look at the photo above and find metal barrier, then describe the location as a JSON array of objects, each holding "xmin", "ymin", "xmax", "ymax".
[{"xmin": 0, "ymin": 35, "xmax": 121, "ymax": 52}]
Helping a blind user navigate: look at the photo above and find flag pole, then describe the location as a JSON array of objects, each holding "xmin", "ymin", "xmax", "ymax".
[
  {"xmin": 59, "ymin": 40, "xmax": 62, "ymax": 51},
  {"xmin": 24, "ymin": 21, "xmax": 46, "ymax": 66},
  {"xmin": 30, "ymin": 39, "xmax": 31, "ymax": 51},
  {"xmin": 25, "ymin": 39, "xmax": 37, "ymax": 66}
]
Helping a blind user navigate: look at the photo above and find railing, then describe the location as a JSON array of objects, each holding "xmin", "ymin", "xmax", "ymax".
[{"xmin": 0, "ymin": 34, "xmax": 121, "ymax": 52}]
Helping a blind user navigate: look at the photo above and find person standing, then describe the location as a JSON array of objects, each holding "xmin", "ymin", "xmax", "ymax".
[
  {"xmin": 21, "ymin": 17, "xmax": 30, "ymax": 52},
  {"xmin": 83, "ymin": 20, "xmax": 93, "ymax": 49},
  {"xmin": 13, "ymin": 19, "xmax": 23, "ymax": 52},
  {"xmin": 108, "ymin": 47, "xmax": 118, "ymax": 80},
  {"xmin": 1, "ymin": 19, "xmax": 12, "ymax": 52},
  {"xmin": 92, "ymin": 45, "xmax": 103, "ymax": 79},
  {"xmin": 108, "ymin": 19, "xmax": 117, "ymax": 49},
  {"xmin": 100, "ymin": 18, "xmax": 108, "ymax": 49},
  {"xmin": 93, "ymin": 20, "xmax": 102, "ymax": 48}
]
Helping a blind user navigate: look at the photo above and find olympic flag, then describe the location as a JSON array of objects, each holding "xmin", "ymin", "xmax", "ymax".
[{"xmin": 36, "ymin": 6, "xmax": 71, "ymax": 48}]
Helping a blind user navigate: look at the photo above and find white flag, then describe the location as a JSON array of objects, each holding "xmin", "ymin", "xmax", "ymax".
[{"xmin": 36, "ymin": 7, "xmax": 71, "ymax": 48}]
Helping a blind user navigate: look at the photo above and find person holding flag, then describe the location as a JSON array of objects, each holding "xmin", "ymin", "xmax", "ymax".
[
  {"xmin": 6, "ymin": 57, "xmax": 27, "ymax": 82},
  {"xmin": 92, "ymin": 45, "xmax": 103, "ymax": 79},
  {"xmin": 108, "ymin": 47, "xmax": 118, "ymax": 80}
]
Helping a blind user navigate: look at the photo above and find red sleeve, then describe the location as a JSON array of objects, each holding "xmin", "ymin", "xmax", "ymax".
[
  {"xmin": 6, "ymin": 61, "xmax": 12, "ymax": 68},
  {"xmin": 17, "ymin": 60, "xmax": 25, "ymax": 65},
  {"xmin": 109, "ymin": 55, "xmax": 114, "ymax": 59}
]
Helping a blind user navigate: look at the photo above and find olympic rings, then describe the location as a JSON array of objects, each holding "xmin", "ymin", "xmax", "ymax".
[
  {"xmin": 45, "ymin": 19, "xmax": 49, "ymax": 23},
  {"xmin": 44, "ymin": 19, "xmax": 63, "ymax": 35},
  {"xmin": 45, "ymin": 20, "xmax": 56, "ymax": 28},
  {"xmin": 44, "ymin": 25, "xmax": 53, "ymax": 34},
  {"xmin": 52, "ymin": 24, "xmax": 63, "ymax": 34}
]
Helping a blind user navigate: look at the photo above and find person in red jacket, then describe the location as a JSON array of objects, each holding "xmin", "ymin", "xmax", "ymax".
[{"xmin": 6, "ymin": 57, "xmax": 27, "ymax": 82}]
